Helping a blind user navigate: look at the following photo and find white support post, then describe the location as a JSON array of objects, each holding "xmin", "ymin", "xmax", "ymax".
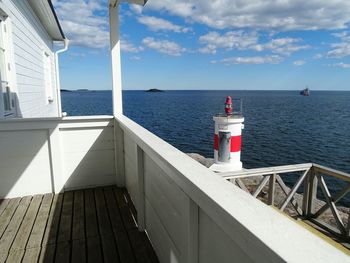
[
  {"xmin": 109, "ymin": 2, "xmax": 123, "ymax": 116},
  {"xmin": 47, "ymin": 127, "xmax": 65, "ymax": 193}
]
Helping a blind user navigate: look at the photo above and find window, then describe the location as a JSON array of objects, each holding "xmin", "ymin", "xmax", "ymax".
[{"xmin": 0, "ymin": 17, "xmax": 14, "ymax": 117}]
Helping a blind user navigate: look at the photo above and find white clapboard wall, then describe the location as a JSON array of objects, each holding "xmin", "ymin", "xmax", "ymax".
[{"xmin": 0, "ymin": 0, "xmax": 59, "ymax": 118}]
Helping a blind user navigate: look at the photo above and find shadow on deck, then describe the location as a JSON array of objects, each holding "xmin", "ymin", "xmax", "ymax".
[{"xmin": 0, "ymin": 186, "xmax": 159, "ymax": 263}]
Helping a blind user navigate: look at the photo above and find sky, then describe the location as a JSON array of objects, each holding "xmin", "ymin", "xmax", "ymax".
[{"xmin": 52, "ymin": 0, "xmax": 350, "ymax": 91}]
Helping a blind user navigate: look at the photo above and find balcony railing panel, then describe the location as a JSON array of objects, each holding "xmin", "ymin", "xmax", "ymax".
[
  {"xmin": 116, "ymin": 114, "xmax": 349, "ymax": 263},
  {"xmin": 0, "ymin": 116, "xmax": 116, "ymax": 198}
]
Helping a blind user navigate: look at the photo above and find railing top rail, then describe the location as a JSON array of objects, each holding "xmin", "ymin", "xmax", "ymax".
[
  {"xmin": 313, "ymin": 163, "xmax": 350, "ymax": 182},
  {"xmin": 0, "ymin": 115, "xmax": 114, "ymax": 124},
  {"xmin": 219, "ymin": 163, "xmax": 313, "ymax": 179},
  {"xmin": 0, "ymin": 116, "xmax": 115, "ymax": 131}
]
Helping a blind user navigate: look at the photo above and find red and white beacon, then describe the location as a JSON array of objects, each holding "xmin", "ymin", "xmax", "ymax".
[{"xmin": 210, "ymin": 96, "xmax": 244, "ymax": 172}]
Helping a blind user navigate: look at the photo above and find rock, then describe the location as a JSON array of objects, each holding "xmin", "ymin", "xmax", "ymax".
[
  {"xmin": 187, "ymin": 153, "xmax": 214, "ymax": 168},
  {"xmin": 146, "ymin": 88, "xmax": 163, "ymax": 92}
]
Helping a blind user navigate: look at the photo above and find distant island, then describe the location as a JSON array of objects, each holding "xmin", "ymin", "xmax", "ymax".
[
  {"xmin": 77, "ymin": 89, "xmax": 89, "ymax": 92},
  {"xmin": 61, "ymin": 89, "xmax": 72, "ymax": 92},
  {"xmin": 146, "ymin": 88, "xmax": 164, "ymax": 92}
]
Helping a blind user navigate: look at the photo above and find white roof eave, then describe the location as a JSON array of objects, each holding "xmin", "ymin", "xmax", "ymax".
[{"xmin": 27, "ymin": 0, "xmax": 65, "ymax": 41}]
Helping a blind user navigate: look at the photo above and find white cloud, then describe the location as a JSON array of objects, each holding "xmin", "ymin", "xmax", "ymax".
[
  {"xmin": 327, "ymin": 32, "xmax": 350, "ymax": 58},
  {"xmin": 145, "ymin": 0, "xmax": 350, "ymax": 31},
  {"xmin": 129, "ymin": 56, "xmax": 141, "ymax": 60},
  {"xmin": 329, "ymin": 62, "xmax": 350, "ymax": 68},
  {"xmin": 130, "ymin": 4, "xmax": 143, "ymax": 14},
  {"xmin": 293, "ymin": 60, "xmax": 306, "ymax": 66},
  {"xmin": 212, "ymin": 55, "xmax": 283, "ymax": 65},
  {"xmin": 142, "ymin": 37, "xmax": 185, "ymax": 56},
  {"xmin": 256, "ymin": 38, "xmax": 310, "ymax": 55},
  {"xmin": 53, "ymin": 0, "xmax": 109, "ymax": 49},
  {"xmin": 314, "ymin": 53, "xmax": 323, "ymax": 59},
  {"xmin": 137, "ymin": 16, "xmax": 191, "ymax": 33},
  {"xmin": 199, "ymin": 31, "xmax": 308, "ymax": 55},
  {"xmin": 121, "ymin": 40, "xmax": 143, "ymax": 53},
  {"xmin": 199, "ymin": 31, "xmax": 258, "ymax": 54}
]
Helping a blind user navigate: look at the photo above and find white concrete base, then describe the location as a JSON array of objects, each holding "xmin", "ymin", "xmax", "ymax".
[{"xmin": 209, "ymin": 162, "xmax": 243, "ymax": 173}]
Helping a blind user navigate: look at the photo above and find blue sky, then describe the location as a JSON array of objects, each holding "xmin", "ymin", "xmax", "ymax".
[{"xmin": 52, "ymin": 0, "xmax": 350, "ymax": 91}]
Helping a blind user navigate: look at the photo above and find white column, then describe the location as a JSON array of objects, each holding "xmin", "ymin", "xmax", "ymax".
[{"xmin": 109, "ymin": 2, "xmax": 123, "ymax": 116}]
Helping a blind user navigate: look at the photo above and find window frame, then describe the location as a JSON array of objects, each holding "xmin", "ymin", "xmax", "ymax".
[{"xmin": 0, "ymin": 15, "xmax": 15, "ymax": 117}]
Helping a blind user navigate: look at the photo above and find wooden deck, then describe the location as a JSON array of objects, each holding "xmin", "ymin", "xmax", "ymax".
[{"xmin": 0, "ymin": 186, "xmax": 158, "ymax": 263}]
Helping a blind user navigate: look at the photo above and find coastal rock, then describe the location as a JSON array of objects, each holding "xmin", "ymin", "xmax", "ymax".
[{"xmin": 187, "ymin": 153, "xmax": 214, "ymax": 168}]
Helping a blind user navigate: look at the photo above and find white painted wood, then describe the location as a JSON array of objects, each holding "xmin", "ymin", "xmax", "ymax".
[
  {"xmin": 0, "ymin": 116, "xmax": 116, "ymax": 198},
  {"xmin": 136, "ymin": 145, "xmax": 145, "ymax": 231},
  {"xmin": 117, "ymin": 115, "xmax": 350, "ymax": 263},
  {"xmin": 145, "ymin": 199, "xmax": 181, "ymax": 263},
  {"xmin": 186, "ymin": 199, "xmax": 199, "ymax": 263},
  {"xmin": 0, "ymin": 129, "xmax": 52, "ymax": 198},
  {"xmin": 198, "ymin": 210, "xmax": 254, "ymax": 263},
  {"xmin": 0, "ymin": 0, "xmax": 62, "ymax": 118},
  {"xmin": 60, "ymin": 126, "xmax": 116, "ymax": 190},
  {"xmin": 47, "ymin": 127, "xmax": 64, "ymax": 193},
  {"xmin": 114, "ymin": 118, "xmax": 125, "ymax": 187},
  {"xmin": 124, "ymin": 133, "xmax": 138, "ymax": 203},
  {"xmin": 144, "ymin": 155, "xmax": 187, "ymax": 253},
  {"xmin": 220, "ymin": 163, "xmax": 313, "ymax": 179},
  {"xmin": 109, "ymin": 4, "xmax": 123, "ymax": 115}
]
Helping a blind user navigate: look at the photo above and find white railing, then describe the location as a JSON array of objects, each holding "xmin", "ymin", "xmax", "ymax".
[
  {"xmin": 115, "ymin": 115, "xmax": 349, "ymax": 262},
  {"xmin": 0, "ymin": 115, "xmax": 348, "ymax": 261},
  {"xmin": 221, "ymin": 163, "xmax": 350, "ymax": 244}
]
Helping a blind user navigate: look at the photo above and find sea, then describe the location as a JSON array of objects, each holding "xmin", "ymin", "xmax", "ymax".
[{"xmin": 62, "ymin": 90, "xmax": 350, "ymax": 199}]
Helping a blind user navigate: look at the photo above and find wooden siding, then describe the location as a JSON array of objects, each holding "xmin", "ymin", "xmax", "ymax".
[
  {"xmin": 0, "ymin": 186, "xmax": 159, "ymax": 263},
  {"xmin": 0, "ymin": 0, "xmax": 59, "ymax": 118}
]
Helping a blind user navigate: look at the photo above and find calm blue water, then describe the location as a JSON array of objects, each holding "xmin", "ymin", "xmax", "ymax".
[{"xmin": 62, "ymin": 90, "xmax": 350, "ymax": 197}]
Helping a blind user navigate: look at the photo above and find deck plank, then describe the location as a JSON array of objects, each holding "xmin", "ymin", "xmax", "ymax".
[
  {"xmin": 0, "ymin": 187, "xmax": 158, "ymax": 263},
  {"xmin": 42, "ymin": 194, "xmax": 63, "ymax": 246},
  {"xmin": 114, "ymin": 189, "xmax": 158, "ymax": 263},
  {"xmin": 114, "ymin": 189, "xmax": 137, "ymax": 230},
  {"xmin": 0, "ymin": 253, "xmax": 6, "ymax": 263},
  {"xmin": 11, "ymin": 195, "xmax": 43, "ymax": 252},
  {"xmin": 27, "ymin": 193, "xmax": 54, "ymax": 249},
  {"xmin": 71, "ymin": 239, "xmax": 86, "ymax": 263},
  {"xmin": 84, "ymin": 189, "xmax": 99, "ymax": 238},
  {"xmin": 95, "ymin": 188, "xmax": 119, "ymax": 262},
  {"xmin": 6, "ymin": 249, "xmax": 24, "ymax": 262},
  {"xmin": 55, "ymin": 242, "xmax": 71, "ymax": 263},
  {"xmin": 0, "ymin": 196, "xmax": 31, "ymax": 254},
  {"xmin": 72, "ymin": 191, "xmax": 85, "ymax": 241},
  {"xmin": 22, "ymin": 247, "xmax": 41, "ymax": 263},
  {"xmin": 104, "ymin": 187, "xmax": 135, "ymax": 263},
  {"xmin": 0, "ymin": 199, "xmax": 10, "ymax": 218},
  {"xmin": 38, "ymin": 244, "xmax": 56, "ymax": 263},
  {"xmin": 0, "ymin": 198, "xmax": 21, "ymax": 239},
  {"xmin": 55, "ymin": 192, "xmax": 74, "ymax": 262},
  {"xmin": 86, "ymin": 236, "xmax": 103, "ymax": 263},
  {"xmin": 57, "ymin": 191, "xmax": 73, "ymax": 243}
]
